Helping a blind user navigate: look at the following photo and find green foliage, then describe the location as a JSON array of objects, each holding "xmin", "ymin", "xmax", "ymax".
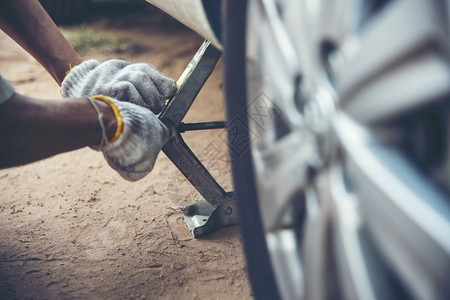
[{"xmin": 61, "ymin": 26, "xmax": 142, "ymax": 56}]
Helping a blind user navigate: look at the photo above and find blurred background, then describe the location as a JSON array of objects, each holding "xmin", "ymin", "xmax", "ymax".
[{"xmin": 39, "ymin": 0, "xmax": 179, "ymax": 26}]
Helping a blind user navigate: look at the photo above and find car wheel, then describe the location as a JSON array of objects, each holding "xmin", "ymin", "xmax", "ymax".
[{"xmin": 224, "ymin": 0, "xmax": 450, "ymax": 299}]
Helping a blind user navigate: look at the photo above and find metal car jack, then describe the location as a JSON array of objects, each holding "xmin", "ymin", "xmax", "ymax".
[{"xmin": 159, "ymin": 40, "xmax": 238, "ymax": 238}]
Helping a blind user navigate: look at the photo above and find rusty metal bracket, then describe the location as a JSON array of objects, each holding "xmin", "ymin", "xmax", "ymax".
[{"xmin": 159, "ymin": 40, "xmax": 238, "ymax": 237}]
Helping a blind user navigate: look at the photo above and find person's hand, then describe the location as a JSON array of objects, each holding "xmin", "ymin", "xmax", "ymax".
[
  {"xmin": 91, "ymin": 95, "xmax": 170, "ymax": 181},
  {"xmin": 62, "ymin": 59, "xmax": 177, "ymax": 114}
]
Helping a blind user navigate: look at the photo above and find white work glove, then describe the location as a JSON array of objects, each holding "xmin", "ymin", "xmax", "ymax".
[
  {"xmin": 90, "ymin": 96, "xmax": 169, "ymax": 181},
  {"xmin": 62, "ymin": 59, "xmax": 177, "ymax": 114}
]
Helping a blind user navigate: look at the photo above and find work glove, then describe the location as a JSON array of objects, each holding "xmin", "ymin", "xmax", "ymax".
[
  {"xmin": 62, "ymin": 59, "xmax": 177, "ymax": 114},
  {"xmin": 89, "ymin": 95, "xmax": 170, "ymax": 181}
]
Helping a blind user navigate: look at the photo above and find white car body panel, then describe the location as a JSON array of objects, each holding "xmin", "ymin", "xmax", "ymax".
[{"xmin": 145, "ymin": 0, "xmax": 221, "ymax": 48}]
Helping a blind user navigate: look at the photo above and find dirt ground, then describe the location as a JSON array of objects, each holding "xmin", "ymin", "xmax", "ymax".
[{"xmin": 0, "ymin": 16, "xmax": 253, "ymax": 300}]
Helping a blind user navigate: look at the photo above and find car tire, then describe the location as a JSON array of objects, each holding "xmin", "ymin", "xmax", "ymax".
[{"xmin": 224, "ymin": 0, "xmax": 450, "ymax": 299}]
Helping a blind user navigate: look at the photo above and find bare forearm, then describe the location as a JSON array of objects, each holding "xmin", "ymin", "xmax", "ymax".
[
  {"xmin": 0, "ymin": 94, "xmax": 116, "ymax": 168},
  {"xmin": 0, "ymin": 0, "xmax": 83, "ymax": 85}
]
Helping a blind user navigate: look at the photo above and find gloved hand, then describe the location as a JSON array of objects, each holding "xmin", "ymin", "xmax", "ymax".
[
  {"xmin": 90, "ymin": 95, "xmax": 170, "ymax": 181},
  {"xmin": 62, "ymin": 59, "xmax": 177, "ymax": 114}
]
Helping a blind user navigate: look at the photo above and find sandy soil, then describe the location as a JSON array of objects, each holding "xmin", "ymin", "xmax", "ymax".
[{"xmin": 0, "ymin": 19, "xmax": 253, "ymax": 299}]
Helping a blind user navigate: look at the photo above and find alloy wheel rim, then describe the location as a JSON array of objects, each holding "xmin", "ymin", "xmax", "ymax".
[{"xmin": 245, "ymin": 0, "xmax": 450, "ymax": 299}]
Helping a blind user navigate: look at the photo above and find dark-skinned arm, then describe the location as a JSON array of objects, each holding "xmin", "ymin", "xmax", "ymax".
[
  {"xmin": 0, "ymin": 0, "xmax": 83, "ymax": 85},
  {"xmin": 0, "ymin": 94, "xmax": 117, "ymax": 168}
]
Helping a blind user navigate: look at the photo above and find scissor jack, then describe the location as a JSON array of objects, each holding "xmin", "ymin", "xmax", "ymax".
[{"xmin": 159, "ymin": 40, "xmax": 238, "ymax": 238}]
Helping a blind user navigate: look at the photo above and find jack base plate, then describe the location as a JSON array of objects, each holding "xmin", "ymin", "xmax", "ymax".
[{"xmin": 183, "ymin": 198, "xmax": 238, "ymax": 238}]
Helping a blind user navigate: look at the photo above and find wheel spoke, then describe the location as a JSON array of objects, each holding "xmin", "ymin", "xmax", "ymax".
[
  {"xmin": 317, "ymin": 0, "xmax": 362, "ymax": 43},
  {"xmin": 334, "ymin": 114, "xmax": 450, "ymax": 298},
  {"xmin": 336, "ymin": 0, "xmax": 450, "ymax": 124},
  {"xmin": 332, "ymin": 193, "xmax": 377, "ymax": 300},
  {"xmin": 301, "ymin": 185, "xmax": 329, "ymax": 300},
  {"xmin": 248, "ymin": 0, "xmax": 303, "ymax": 127},
  {"xmin": 266, "ymin": 231, "xmax": 304, "ymax": 300},
  {"xmin": 342, "ymin": 52, "xmax": 450, "ymax": 124},
  {"xmin": 252, "ymin": 131, "xmax": 315, "ymax": 230}
]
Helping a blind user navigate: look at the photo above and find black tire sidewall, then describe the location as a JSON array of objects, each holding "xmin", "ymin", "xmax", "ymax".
[{"xmin": 223, "ymin": 1, "xmax": 281, "ymax": 299}]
